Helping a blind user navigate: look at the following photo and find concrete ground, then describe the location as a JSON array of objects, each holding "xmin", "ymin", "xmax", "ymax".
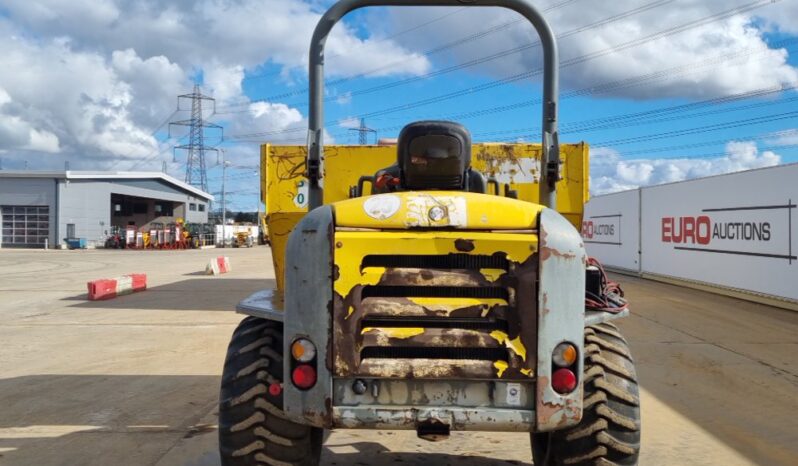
[{"xmin": 0, "ymin": 247, "xmax": 796, "ymax": 465}]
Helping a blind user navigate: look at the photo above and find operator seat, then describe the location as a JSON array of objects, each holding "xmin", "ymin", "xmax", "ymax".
[{"xmin": 372, "ymin": 121, "xmax": 487, "ymax": 194}]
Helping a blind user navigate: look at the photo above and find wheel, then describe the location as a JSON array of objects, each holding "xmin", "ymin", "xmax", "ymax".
[
  {"xmin": 219, "ymin": 316, "xmax": 324, "ymax": 466},
  {"xmin": 531, "ymin": 322, "xmax": 641, "ymax": 466}
]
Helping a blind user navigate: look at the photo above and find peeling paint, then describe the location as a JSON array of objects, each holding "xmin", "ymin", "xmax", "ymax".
[
  {"xmin": 454, "ymin": 238, "xmax": 476, "ymax": 252},
  {"xmin": 493, "ymin": 360, "xmax": 509, "ymax": 378},
  {"xmin": 404, "ymin": 194, "xmax": 467, "ymax": 228},
  {"xmin": 539, "ymin": 245, "xmax": 577, "ymax": 262},
  {"xmin": 332, "ymin": 230, "xmax": 539, "ymax": 380},
  {"xmin": 489, "ymin": 331, "xmax": 529, "ymax": 364},
  {"xmin": 361, "ymin": 327, "xmax": 425, "ymax": 339},
  {"xmin": 507, "ymin": 336, "xmax": 527, "ymax": 362}
]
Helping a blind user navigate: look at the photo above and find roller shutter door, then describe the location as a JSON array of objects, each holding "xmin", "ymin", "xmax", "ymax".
[{"xmin": 1, "ymin": 206, "xmax": 50, "ymax": 248}]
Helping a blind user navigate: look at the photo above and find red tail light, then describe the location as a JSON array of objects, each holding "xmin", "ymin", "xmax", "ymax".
[
  {"xmin": 292, "ymin": 364, "xmax": 317, "ymax": 390},
  {"xmin": 552, "ymin": 368, "xmax": 577, "ymax": 394}
]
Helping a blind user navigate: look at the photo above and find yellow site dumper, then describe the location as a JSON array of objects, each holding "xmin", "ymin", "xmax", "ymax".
[{"xmin": 219, "ymin": 1, "xmax": 640, "ymax": 465}]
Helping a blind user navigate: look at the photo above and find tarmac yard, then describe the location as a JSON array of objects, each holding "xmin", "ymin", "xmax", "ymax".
[{"xmin": 0, "ymin": 247, "xmax": 796, "ymax": 466}]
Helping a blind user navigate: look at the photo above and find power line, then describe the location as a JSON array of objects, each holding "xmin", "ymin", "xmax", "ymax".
[
  {"xmin": 218, "ymin": 0, "xmax": 583, "ymax": 110},
  {"xmin": 105, "ymin": 109, "xmax": 182, "ymax": 171},
  {"xmin": 220, "ymin": 0, "xmax": 775, "ymax": 117},
  {"xmin": 601, "ymin": 128, "xmax": 798, "ymax": 156},
  {"xmin": 346, "ymin": 0, "xmax": 782, "ymax": 122},
  {"xmin": 470, "ymin": 85, "xmax": 798, "ymax": 139},
  {"xmin": 592, "ymin": 110, "xmax": 798, "ymax": 147},
  {"xmin": 241, "ymin": 6, "xmax": 469, "ymax": 83},
  {"xmin": 225, "ymin": 38, "xmax": 797, "ymax": 142},
  {"xmin": 436, "ymin": 44, "xmax": 798, "ymax": 126},
  {"xmin": 276, "ymin": 0, "xmax": 675, "ymax": 109},
  {"xmin": 230, "ymin": 0, "xmax": 783, "ymax": 133}
]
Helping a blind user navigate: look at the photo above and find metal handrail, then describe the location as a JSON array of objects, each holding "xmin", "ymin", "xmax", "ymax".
[{"xmin": 307, "ymin": 0, "xmax": 560, "ymax": 210}]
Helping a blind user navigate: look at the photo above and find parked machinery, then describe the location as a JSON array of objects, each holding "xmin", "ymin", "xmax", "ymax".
[
  {"xmin": 104, "ymin": 226, "xmax": 125, "ymax": 249},
  {"xmin": 148, "ymin": 222, "xmax": 164, "ymax": 249},
  {"xmin": 233, "ymin": 230, "xmax": 254, "ymax": 248},
  {"xmin": 218, "ymin": 2, "xmax": 640, "ymax": 466}
]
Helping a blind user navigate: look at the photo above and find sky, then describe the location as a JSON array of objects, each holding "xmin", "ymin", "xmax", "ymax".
[{"xmin": 0, "ymin": 0, "xmax": 797, "ymax": 210}]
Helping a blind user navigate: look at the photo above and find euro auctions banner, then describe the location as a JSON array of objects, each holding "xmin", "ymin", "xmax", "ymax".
[
  {"xmin": 583, "ymin": 190, "xmax": 640, "ymax": 272},
  {"xmin": 640, "ymin": 164, "xmax": 797, "ymax": 301}
]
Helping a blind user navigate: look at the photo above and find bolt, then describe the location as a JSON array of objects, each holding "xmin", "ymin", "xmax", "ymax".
[
  {"xmin": 352, "ymin": 379, "xmax": 367, "ymax": 395},
  {"xmin": 336, "ymin": 241, "xmax": 343, "ymax": 248}
]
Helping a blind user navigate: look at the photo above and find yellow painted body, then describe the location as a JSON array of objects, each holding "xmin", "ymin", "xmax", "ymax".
[
  {"xmin": 335, "ymin": 191, "xmax": 543, "ymax": 230},
  {"xmin": 261, "ymin": 142, "xmax": 589, "ymax": 290},
  {"xmin": 334, "ymin": 229, "xmax": 538, "ymax": 378},
  {"xmin": 333, "ymin": 229, "xmax": 537, "ymax": 306}
]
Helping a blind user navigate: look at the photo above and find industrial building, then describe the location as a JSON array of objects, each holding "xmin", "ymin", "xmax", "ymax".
[{"xmin": 0, "ymin": 171, "xmax": 213, "ymax": 248}]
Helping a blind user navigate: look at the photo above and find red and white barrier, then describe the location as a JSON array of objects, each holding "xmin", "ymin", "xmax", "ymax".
[
  {"xmin": 206, "ymin": 256, "xmax": 232, "ymax": 275},
  {"xmin": 87, "ymin": 274, "xmax": 147, "ymax": 300}
]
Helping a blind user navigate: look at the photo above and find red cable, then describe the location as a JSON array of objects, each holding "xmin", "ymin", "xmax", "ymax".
[{"xmin": 586, "ymin": 257, "xmax": 628, "ymax": 313}]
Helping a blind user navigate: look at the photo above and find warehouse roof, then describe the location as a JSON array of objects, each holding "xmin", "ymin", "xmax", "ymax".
[{"xmin": 0, "ymin": 170, "xmax": 214, "ymax": 201}]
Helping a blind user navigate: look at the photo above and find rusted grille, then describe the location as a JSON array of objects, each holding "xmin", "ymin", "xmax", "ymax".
[
  {"xmin": 361, "ymin": 285, "xmax": 509, "ymax": 300},
  {"xmin": 361, "ymin": 316, "xmax": 508, "ymax": 331},
  {"xmin": 360, "ymin": 347, "xmax": 507, "ymax": 361},
  {"xmin": 333, "ymin": 231, "xmax": 539, "ymax": 381},
  {"xmin": 332, "ymin": 247, "xmax": 541, "ymax": 380},
  {"xmin": 361, "ymin": 254, "xmax": 509, "ymax": 270}
]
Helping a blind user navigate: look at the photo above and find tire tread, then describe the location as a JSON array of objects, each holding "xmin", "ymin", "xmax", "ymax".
[
  {"xmin": 532, "ymin": 325, "xmax": 641, "ymax": 466},
  {"xmin": 219, "ymin": 316, "xmax": 322, "ymax": 466}
]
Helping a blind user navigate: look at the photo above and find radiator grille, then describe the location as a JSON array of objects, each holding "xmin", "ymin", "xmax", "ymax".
[
  {"xmin": 362, "ymin": 285, "xmax": 509, "ymax": 300},
  {"xmin": 360, "ymin": 346, "xmax": 506, "ymax": 361},
  {"xmin": 333, "ymin": 248, "xmax": 536, "ymax": 380},
  {"xmin": 362, "ymin": 254, "xmax": 509, "ymax": 270}
]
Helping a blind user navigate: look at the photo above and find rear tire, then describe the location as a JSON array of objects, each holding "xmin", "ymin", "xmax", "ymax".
[
  {"xmin": 531, "ymin": 322, "xmax": 641, "ymax": 466},
  {"xmin": 219, "ymin": 316, "xmax": 323, "ymax": 466}
]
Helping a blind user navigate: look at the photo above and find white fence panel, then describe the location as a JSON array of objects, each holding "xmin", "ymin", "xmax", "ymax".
[
  {"xmin": 583, "ymin": 190, "xmax": 640, "ymax": 272},
  {"xmin": 640, "ymin": 164, "xmax": 797, "ymax": 301}
]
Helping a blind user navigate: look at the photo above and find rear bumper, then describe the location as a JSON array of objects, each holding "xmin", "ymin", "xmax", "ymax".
[{"xmin": 332, "ymin": 406, "xmax": 535, "ymax": 432}]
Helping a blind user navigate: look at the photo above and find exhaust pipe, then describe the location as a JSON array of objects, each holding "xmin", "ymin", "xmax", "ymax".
[{"xmin": 417, "ymin": 419, "xmax": 450, "ymax": 442}]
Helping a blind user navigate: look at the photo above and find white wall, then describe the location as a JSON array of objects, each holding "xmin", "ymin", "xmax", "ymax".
[
  {"xmin": 583, "ymin": 190, "xmax": 640, "ymax": 272},
  {"xmin": 584, "ymin": 163, "xmax": 798, "ymax": 303},
  {"xmin": 641, "ymin": 164, "xmax": 797, "ymax": 301}
]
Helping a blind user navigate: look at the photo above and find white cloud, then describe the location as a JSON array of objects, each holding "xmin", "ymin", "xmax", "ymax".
[
  {"xmin": 384, "ymin": 1, "xmax": 798, "ymax": 99},
  {"xmin": 0, "ymin": 27, "xmax": 188, "ymax": 168},
  {"xmin": 766, "ymin": 128, "xmax": 798, "ymax": 147},
  {"xmin": 758, "ymin": 1, "xmax": 798, "ymax": 35},
  {"xmin": 204, "ymin": 64, "xmax": 247, "ymax": 105},
  {"xmin": 0, "ymin": 83, "xmax": 61, "ymax": 153},
  {"xmin": 590, "ymin": 141, "xmax": 781, "ymax": 194},
  {"xmin": 338, "ymin": 117, "xmax": 362, "ymax": 129},
  {"xmin": 1, "ymin": 0, "xmax": 430, "ymax": 79},
  {"xmin": 336, "ymin": 91, "xmax": 353, "ymax": 105},
  {"xmin": 0, "ymin": 0, "xmax": 431, "ymax": 173}
]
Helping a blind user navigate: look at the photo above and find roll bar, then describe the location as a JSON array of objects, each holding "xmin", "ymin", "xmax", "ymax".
[{"xmin": 307, "ymin": 0, "xmax": 560, "ymax": 209}]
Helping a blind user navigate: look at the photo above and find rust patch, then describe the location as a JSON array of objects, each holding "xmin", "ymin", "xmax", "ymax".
[
  {"xmin": 535, "ymin": 376, "xmax": 562, "ymax": 425},
  {"xmin": 540, "ymin": 245, "xmax": 576, "ymax": 262},
  {"xmin": 333, "ymin": 249, "xmax": 539, "ymax": 380},
  {"xmin": 497, "ymin": 252, "xmax": 539, "ymax": 377},
  {"xmin": 303, "ymin": 392, "xmax": 334, "ymax": 427},
  {"xmin": 536, "ymin": 376, "xmax": 583, "ymax": 430},
  {"xmin": 378, "ymin": 267, "xmax": 496, "ymax": 288},
  {"xmin": 454, "ymin": 238, "xmax": 475, "ymax": 252}
]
